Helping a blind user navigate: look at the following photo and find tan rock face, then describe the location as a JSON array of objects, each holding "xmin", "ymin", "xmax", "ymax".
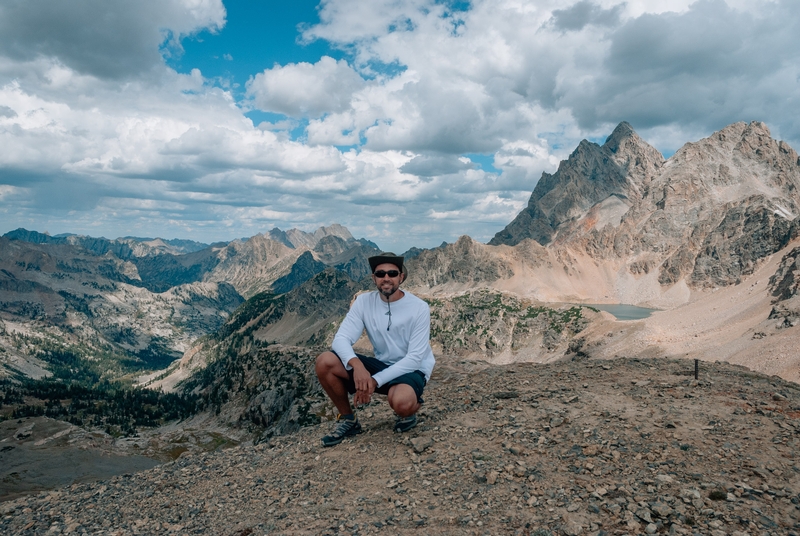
[{"xmin": 768, "ymin": 246, "xmax": 800, "ymax": 329}]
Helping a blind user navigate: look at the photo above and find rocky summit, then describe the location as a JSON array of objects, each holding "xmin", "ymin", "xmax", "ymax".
[{"xmin": 3, "ymin": 357, "xmax": 800, "ymax": 535}]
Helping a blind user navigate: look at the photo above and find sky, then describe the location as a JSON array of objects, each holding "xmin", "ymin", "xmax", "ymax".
[{"xmin": 1, "ymin": 0, "xmax": 799, "ymax": 253}]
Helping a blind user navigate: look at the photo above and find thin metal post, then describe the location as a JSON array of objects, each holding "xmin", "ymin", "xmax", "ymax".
[{"xmin": 694, "ymin": 359, "xmax": 699, "ymax": 380}]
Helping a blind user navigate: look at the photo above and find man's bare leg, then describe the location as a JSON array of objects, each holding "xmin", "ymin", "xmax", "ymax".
[
  {"xmin": 387, "ymin": 384, "xmax": 421, "ymax": 417},
  {"xmin": 315, "ymin": 351, "xmax": 353, "ymax": 416}
]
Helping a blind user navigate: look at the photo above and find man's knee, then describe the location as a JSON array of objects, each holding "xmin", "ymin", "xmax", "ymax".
[
  {"xmin": 388, "ymin": 385, "xmax": 419, "ymax": 416},
  {"xmin": 316, "ymin": 351, "xmax": 348, "ymax": 381},
  {"xmin": 315, "ymin": 351, "xmax": 337, "ymax": 375},
  {"xmin": 392, "ymin": 399, "xmax": 417, "ymax": 416}
]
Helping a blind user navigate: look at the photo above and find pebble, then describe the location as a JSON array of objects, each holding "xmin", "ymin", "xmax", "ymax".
[{"xmin": 410, "ymin": 436, "xmax": 433, "ymax": 453}]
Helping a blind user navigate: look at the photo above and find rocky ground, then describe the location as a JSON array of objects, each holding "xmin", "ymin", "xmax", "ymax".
[{"xmin": 2, "ymin": 356, "xmax": 800, "ymax": 535}]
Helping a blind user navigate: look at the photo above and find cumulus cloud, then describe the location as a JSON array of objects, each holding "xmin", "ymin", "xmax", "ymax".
[
  {"xmin": 1, "ymin": 0, "xmax": 799, "ymax": 252},
  {"xmin": 300, "ymin": 0, "xmax": 800, "ymax": 154},
  {"xmin": 559, "ymin": 0, "xmax": 800, "ymax": 137},
  {"xmin": 550, "ymin": 1, "xmax": 624, "ymax": 31},
  {"xmin": 246, "ymin": 56, "xmax": 365, "ymax": 117},
  {"xmin": 292, "ymin": 0, "xmax": 605, "ymax": 157},
  {"xmin": 493, "ymin": 140, "xmax": 563, "ymax": 190},
  {"xmin": 400, "ymin": 155, "xmax": 475, "ymax": 177},
  {"xmin": 0, "ymin": 0, "xmax": 226, "ymax": 79}
]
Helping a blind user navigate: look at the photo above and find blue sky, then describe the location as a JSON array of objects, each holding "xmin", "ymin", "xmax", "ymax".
[
  {"xmin": 168, "ymin": 1, "xmax": 339, "ymax": 97},
  {"xmin": 1, "ymin": 0, "xmax": 799, "ymax": 253},
  {"xmin": 168, "ymin": 0, "xmax": 344, "ymax": 144}
]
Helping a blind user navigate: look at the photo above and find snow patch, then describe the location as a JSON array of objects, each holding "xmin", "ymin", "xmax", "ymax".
[{"xmin": 774, "ymin": 205, "xmax": 794, "ymax": 219}]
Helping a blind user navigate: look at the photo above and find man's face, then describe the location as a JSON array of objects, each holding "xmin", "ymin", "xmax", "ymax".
[{"xmin": 372, "ymin": 262, "xmax": 404, "ymax": 298}]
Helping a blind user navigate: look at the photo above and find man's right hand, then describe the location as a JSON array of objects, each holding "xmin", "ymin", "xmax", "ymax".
[{"xmin": 350, "ymin": 359, "xmax": 376, "ymax": 406}]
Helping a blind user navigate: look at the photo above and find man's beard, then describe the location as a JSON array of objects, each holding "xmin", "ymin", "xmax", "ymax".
[{"xmin": 379, "ymin": 281, "xmax": 399, "ymax": 298}]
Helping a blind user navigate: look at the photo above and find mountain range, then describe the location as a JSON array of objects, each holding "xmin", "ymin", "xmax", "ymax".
[
  {"xmin": 0, "ymin": 224, "xmax": 380, "ymax": 379},
  {"xmin": 401, "ymin": 121, "xmax": 800, "ymax": 380},
  {"xmin": 2, "ymin": 120, "xmax": 800, "ymax": 391}
]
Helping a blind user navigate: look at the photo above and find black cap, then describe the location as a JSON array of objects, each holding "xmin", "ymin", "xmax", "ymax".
[{"xmin": 368, "ymin": 253, "xmax": 404, "ymax": 273}]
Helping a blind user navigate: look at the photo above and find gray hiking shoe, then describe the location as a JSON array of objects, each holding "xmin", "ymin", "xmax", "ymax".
[
  {"xmin": 393, "ymin": 414, "xmax": 417, "ymax": 433},
  {"xmin": 321, "ymin": 415, "xmax": 362, "ymax": 447}
]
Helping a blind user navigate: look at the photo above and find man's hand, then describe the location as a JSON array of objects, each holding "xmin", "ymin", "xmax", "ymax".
[{"xmin": 350, "ymin": 359, "xmax": 377, "ymax": 406}]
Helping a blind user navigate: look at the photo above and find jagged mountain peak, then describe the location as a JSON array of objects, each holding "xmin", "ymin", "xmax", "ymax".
[
  {"xmin": 602, "ymin": 122, "xmax": 665, "ymax": 200},
  {"xmin": 312, "ymin": 223, "xmax": 353, "ymax": 242},
  {"xmin": 669, "ymin": 121, "xmax": 788, "ymax": 167},
  {"xmin": 603, "ymin": 120, "xmax": 636, "ymax": 149},
  {"xmin": 654, "ymin": 121, "xmax": 800, "ymax": 208},
  {"xmin": 281, "ymin": 224, "xmax": 355, "ymax": 250},
  {"xmin": 489, "ymin": 122, "xmax": 646, "ymax": 247},
  {"xmin": 490, "ymin": 120, "xmax": 799, "ymax": 249},
  {"xmin": 263, "ymin": 223, "xmax": 356, "ymax": 250},
  {"xmin": 603, "ymin": 121, "xmax": 664, "ymax": 167}
]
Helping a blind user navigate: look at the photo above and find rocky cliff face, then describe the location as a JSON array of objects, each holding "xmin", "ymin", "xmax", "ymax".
[
  {"xmin": 203, "ymin": 235, "xmax": 301, "ymax": 298},
  {"xmin": 407, "ymin": 236, "xmax": 516, "ymax": 289},
  {"xmin": 768, "ymin": 246, "xmax": 800, "ymax": 329},
  {"xmin": 489, "ymin": 122, "xmax": 664, "ymax": 247},
  {"xmin": 624, "ymin": 122, "xmax": 800, "ymax": 288},
  {"xmin": 415, "ymin": 122, "xmax": 800, "ymax": 307}
]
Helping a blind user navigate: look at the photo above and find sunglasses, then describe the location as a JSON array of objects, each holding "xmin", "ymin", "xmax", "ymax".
[{"xmin": 373, "ymin": 270, "xmax": 401, "ymax": 278}]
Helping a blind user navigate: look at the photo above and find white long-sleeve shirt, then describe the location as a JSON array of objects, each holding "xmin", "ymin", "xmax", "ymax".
[{"xmin": 331, "ymin": 290, "xmax": 436, "ymax": 387}]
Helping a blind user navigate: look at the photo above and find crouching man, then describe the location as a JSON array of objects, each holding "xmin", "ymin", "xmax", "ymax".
[{"xmin": 315, "ymin": 253, "xmax": 435, "ymax": 447}]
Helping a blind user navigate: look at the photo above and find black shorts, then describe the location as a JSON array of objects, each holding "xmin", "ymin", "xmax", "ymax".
[{"xmin": 338, "ymin": 353, "xmax": 426, "ymax": 403}]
